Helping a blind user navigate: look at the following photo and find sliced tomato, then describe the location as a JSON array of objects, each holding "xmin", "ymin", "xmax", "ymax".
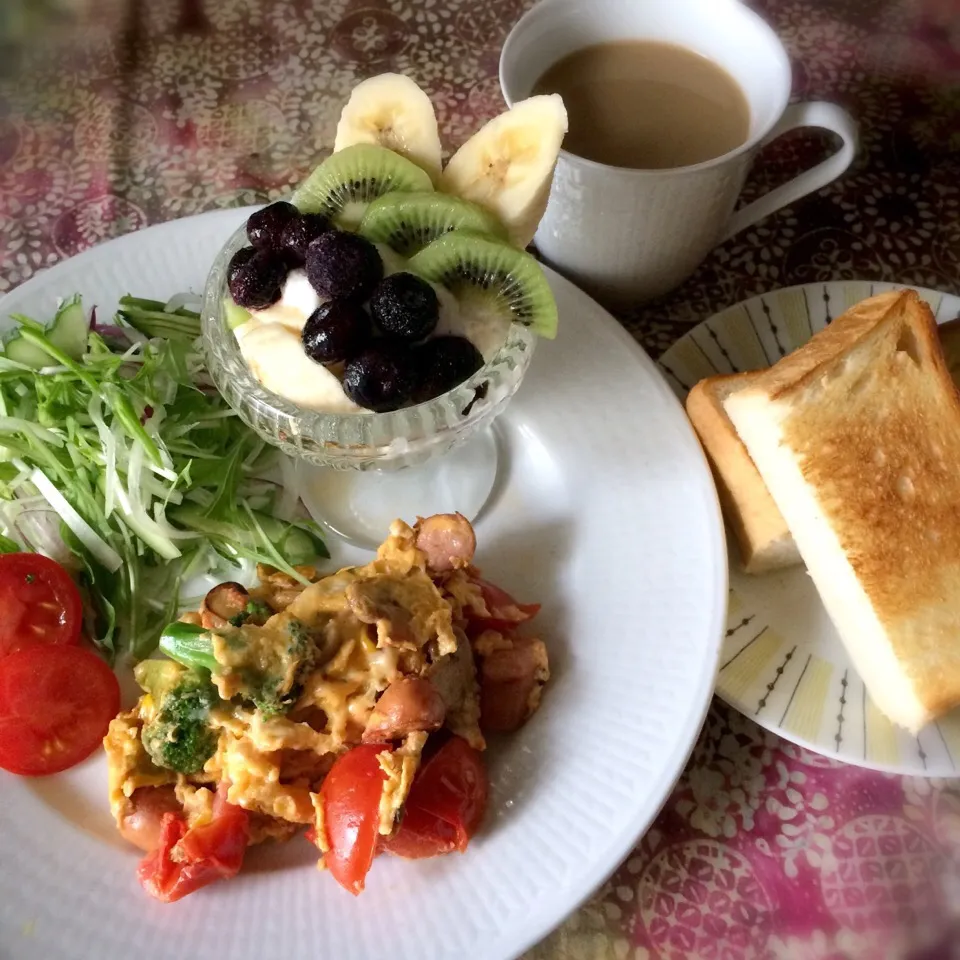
[
  {"xmin": 138, "ymin": 784, "xmax": 249, "ymax": 903},
  {"xmin": 137, "ymin": 814, "xmax": 187, "ymax": 899},
  {"xmin": 320, "ymin": 742, "xmax": 391, "ymax": 896},
  {"xmin": 178, "ymin": 788, "xmax": 249, "ymax": 866},
  {"xmin": 467, "ymin": 577, "xmax": 540, "ymax": 632},
  {"xmin": 383, "ymin": 736, "xmax": 489, "ymax": 859},
  {"xmin": 380, "ymin": 803, "xmax": 459, "ymax": 859},
  {"xmin": 0, "ymin": 553, "xmax": 82, "ymax": 658},
  {"xmin": 0, "ymin": 645, "xmax": 120, "ymax": 776},
  {"xmin": 411, "ymin": 736, "xmax": 489, "ymax": 850}
]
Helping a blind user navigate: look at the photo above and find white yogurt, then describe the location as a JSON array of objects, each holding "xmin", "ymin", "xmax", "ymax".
[
  {"xmin": 236, "ymin": 258, "xmax": 509, "ymax": 412},
  {"xmin": 434, "ymin": 289, "xmax": 510, "ymax": 362},
  {"xmin": 374, "ymin": 244, "xmax": 410, "ymax": 277},
  {"xmin": 250, "ymin": 269, "xmax": 323, "ymax": 333}
]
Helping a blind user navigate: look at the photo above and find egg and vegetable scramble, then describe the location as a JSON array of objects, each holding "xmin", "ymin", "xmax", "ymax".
[{"xmin": 104, "ymin": 514, "xmax": 549, "ymax": 900}]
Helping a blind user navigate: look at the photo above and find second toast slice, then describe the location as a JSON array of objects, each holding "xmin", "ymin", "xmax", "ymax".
[
  {"xmin": 723, "ymin": 290, "xmax": 960, "ymax": 732},
  {"xmin": 686, "ymin": 302, "xmax": 960, "ymax": 576},
  {"xmin": 686, "ymin": 373, "xmax": 801, "ymax": 573}
]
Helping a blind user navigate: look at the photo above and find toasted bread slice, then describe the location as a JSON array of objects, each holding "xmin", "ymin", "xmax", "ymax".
[
  {"xmin": 723, "ymin": 289, "xmax": 960, "ymax": 732},
  {"xmin": 688, "ymin": 301, "xmax": 960, "ymax": 576},
  {"xmin": 938, "ymin": 316, "xmax": 960, "ymax": 382},
  {"xmin": 687, "ymin": 373, "xmax": 801, "ymax": 573}
]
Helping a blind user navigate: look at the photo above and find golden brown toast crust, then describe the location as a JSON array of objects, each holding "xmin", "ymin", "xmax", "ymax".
[
  {"xmin": 760, "ymin": 291, "xmax": 905, "ymax": 401},
  {"xmin": 686, "ymin": 302, "xmax": 960, "ymax": 581},
  {"xmin": 742, "ymin": 290, "xmax": 960, "ymax": 720},
  {"xmin": 686, "ymin": 373, "xmax": 799, "ymax": 573},
  {"xmin": 937, "ymin": 316, "xmax": 960, "ymax": 383}
]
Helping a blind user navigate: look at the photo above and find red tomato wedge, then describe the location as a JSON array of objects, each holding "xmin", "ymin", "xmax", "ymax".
[
  {"xmin": 138, "ymin": 784, "xmax": 249, "ymax": 903},
  {"xmin": 468, "ymin": 577, "xmax": 540, "ymax": 632},
  {"xmin": 320, "ymin": 742, "xmax": 391, "ymax": 895},
  {"xmin": 379, "ymin": 803, "xmax": 459, "ymax": 859},
  {"xmin": 0, "ymin": 553, "xmax": 82, "ymax": 658},
  {"xmin": 138, "ymin": 815, "xmax": 188, "ymax": 900},
  {"xmin": 0, "ymin": 645, "xmax": 120, "ymax": 776},
  {"xmin": 382, "ymin": 736, "xmax": 489, "ymax": 858},
  {"xmin": 410, "ymin": 736, "xmax": 489, "ymax": 849}
]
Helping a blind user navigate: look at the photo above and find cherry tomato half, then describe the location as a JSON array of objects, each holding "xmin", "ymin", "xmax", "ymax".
[
  {"xmin": 379, "ymin": 802, "xmax": 459, "ymax": 859},
  {"xmin": 467, "ymin": 577, "xmax": 540, "ymax": 632},
  {"xmin": 382, "ymin": 736, "xmax": 489, "ymax": 859},
  {"xmin": 0, "ymin": 553, "xmax": 82, "ymax": 658},
  {"xmin": 410, "ymin": 736, "xmax": 489, "ymax": 850},
  {"xmin": 138, "ymin": 785, "xmax": 249, "ymax": 903},
  {"xmin": 320, "ymin": 743, "xmax": 391, "ymax": 896},
  {"xmin": 0, "ymin": 644, "xmax": 120, "ymax": 776}
]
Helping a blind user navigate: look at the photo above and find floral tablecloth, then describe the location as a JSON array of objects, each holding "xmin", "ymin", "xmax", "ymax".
[{"xmin": 2, "ymin": 1, "xmax": 959, "ymax": 958}]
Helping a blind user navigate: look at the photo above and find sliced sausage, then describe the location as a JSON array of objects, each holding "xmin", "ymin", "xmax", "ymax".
[
  {"xmin": 119, "ymin": 785, "xmax": 182, "ymax": 852},
  {"xmin": 201, "ymin": 581, "xmax": 250, "ymax": 629},
  {"xmin": 415, "ymin": 513, "xmax": 476, "ymax": 573},
  {"xmin": 427, "ymin": 635, "xmax": 485, "ymax": 751},
  {"xmin": 362, "ymin": 678, "xmax": 446, "ymax": 742},
  {"xmin": 478, "ymin": 637, "xmax": 550, "ymax": 734}
]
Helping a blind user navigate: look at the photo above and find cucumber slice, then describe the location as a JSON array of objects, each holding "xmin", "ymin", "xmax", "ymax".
[
  {"xmin": 47, "ymin": 298, "xmax": 89, "ymax": 359},
  {"xmin": 4, "ymin": 333, "xmax": 54, "ymax": 368},
  {"xmin": 3, "ymin": 296, "xmax": 89, "ymax": 368},
  {"xmin": 169, "ymin": 505, "xmax": 328, "ymax": 563},
  {"xmin": 3, "ymin": 333, "xmax": 50, "ymax": 370}
]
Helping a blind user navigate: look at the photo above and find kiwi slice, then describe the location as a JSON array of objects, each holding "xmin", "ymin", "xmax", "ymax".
[
  {"xmin": 408, "ymin": 231, "xmax": 558, "ymax": 340},
  {"xmin": 358, "ymin": 192, "xmax": 506, "ymax": 256},
  {"xmin": 292, "ymin": 144, "xmax": 433, "ymax": 229}
]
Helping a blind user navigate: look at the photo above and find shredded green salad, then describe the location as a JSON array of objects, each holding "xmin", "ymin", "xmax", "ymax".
[{"xmin": 0, "ymin": 294, "xmax": 327, "ymax": 662}]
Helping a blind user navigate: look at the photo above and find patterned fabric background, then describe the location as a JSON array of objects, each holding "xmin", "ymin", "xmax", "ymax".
[{"xmin": 1, "ymin": 1, "xmax": 959, "ymax": 958}]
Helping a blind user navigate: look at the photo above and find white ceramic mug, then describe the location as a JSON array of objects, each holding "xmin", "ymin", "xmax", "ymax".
[{"xmin": 500, "ymin": 0, "xmax": 858, "ymax": 303}]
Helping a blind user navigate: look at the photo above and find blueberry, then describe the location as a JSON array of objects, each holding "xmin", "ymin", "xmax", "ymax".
[
  {"xmin": 247, "ymin": 201, "xmax": 300, "ymax": 251},
  {"xmin": 369, "ymin": 273, "xmax": 439, "ymax": 342},
  {"xmin": 228, "ymin": 249, "xmax": 288, "ymax": 310},
  {"xmin": 281, "ymin": 212, "xmax": 331, "ymax": 265},
  {"xmin": 305, "ymin": 230, "xmax": 383, "ymax": 301},
  {"xmin": 343, "ymin": 344, "xmax": 416, "ymax": 412},
  {"xmin": 301, "ymin": 300, "xmax": 371, "ymax": 364},
  {"xmin": 227, "ymin": 245, "xmax": 257, "ymax": 287},
  {"xmin": 413, "ymin": 335, "xmax": 484, "ymax": 403}
]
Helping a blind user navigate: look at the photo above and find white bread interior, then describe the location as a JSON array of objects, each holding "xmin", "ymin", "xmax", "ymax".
[
  {"xmin": 687, "ymin": 307, "xmax": 960, "ymax": 577},
  {"xmin": 723, "ymin": 290, "xmax": 960, "ymax": 733}
]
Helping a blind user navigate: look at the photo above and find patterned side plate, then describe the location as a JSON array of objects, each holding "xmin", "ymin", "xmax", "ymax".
[{"xmin": 659, "ymin": 281, "xmax": 960, "ymax": 777}]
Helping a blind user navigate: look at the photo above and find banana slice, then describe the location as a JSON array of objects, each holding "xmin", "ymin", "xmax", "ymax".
[
  {"xmin": 334, "ymin": 74, "xmax": 443, "ymax": 184},
  {"xmin": 438, "ymin": 95, "xmax": 567, "ymax": 249}
]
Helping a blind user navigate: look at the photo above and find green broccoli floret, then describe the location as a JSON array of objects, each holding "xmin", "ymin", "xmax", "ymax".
[
  {"xmin": 158, "ymin": 617, "xmax": 316, "ymax": 720},
  {"xmin": 136, "ymin": 660, "xmax": 220, "ymax": 775},
  {"xmin": 228, "ymin": 600, "xmax": 272, "ymax": 628},
  {"xmin": 244, "ymin": 618, "xmax": 316, "ymax": 718}
]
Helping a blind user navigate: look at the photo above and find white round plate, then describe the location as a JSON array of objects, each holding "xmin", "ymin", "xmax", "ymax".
[
  {"xmin": 660, "ymin": 280, "xmax": 960, "ymax": 777},
  {"xmin": 0, "ymin": 209, "xmax": 726, "ymax": 960}
]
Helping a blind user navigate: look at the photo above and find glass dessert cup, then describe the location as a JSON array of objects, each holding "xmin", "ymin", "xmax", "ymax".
[{"xmin": 202, "ymin": 222, "xmax": 537, "ymax": 546}]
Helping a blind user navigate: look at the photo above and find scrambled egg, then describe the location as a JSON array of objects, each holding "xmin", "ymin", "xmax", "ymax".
[
  {"xmin": 377, "ymin": 732, "xmax": 427, "ymax": 835},
  {"xmin": 104, "ymin": 519, "xmax": 471, "ymax": 849},
  {"xmin": 104, "ymin": 709, "xmax": 173, "ymax": 825}
]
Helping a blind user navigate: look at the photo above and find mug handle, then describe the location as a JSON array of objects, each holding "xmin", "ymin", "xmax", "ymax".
[{"xmin": 720, "ymin": 101, "xmax": 858, "ymax": 243}]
